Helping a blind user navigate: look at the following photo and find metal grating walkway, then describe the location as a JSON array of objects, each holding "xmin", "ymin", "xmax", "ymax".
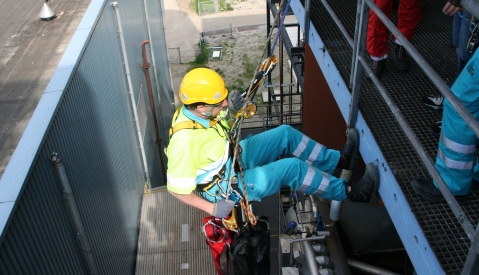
[
  {"xmin": 135, "ymin": 187, "xmax": 216, "ymax": 274},
  {"xmin": 304, "ymin": 0, "xmax": 479, "ymax": 273}
]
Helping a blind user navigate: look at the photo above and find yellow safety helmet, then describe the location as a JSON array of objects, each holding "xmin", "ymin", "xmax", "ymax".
[{"xmin": 179, "ymin": 68, "xmax": 228, "ymax": 105}]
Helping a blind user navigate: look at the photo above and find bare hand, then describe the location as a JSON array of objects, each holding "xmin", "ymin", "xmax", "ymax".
[{"xmin": 443, "ymin": 2, "xmax": 463, "ymax": 16}]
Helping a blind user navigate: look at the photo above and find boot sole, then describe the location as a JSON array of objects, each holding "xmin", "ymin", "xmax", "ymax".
[
  {"xmin": 411, "ymin": 182, "xmax": 444, "ymax": 202},
  {"xmin": 411, "ymin": 179, "xmax": 468, "ymax": 205},
  {"xmin": 346, "ymin": 128, "xmax": 360, "ymax": 170},
  {"xmin": 421, "ymin": 103, "xmax": 443, "ymax": 111},
  {"xmin": 366, "ymin": 163, "xmax": 380, "ymax": 204}
]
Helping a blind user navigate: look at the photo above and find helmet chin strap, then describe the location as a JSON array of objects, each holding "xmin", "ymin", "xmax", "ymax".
[{"xmin": 198, "ymin": 106, "xmax": 215, "ymax": 118}]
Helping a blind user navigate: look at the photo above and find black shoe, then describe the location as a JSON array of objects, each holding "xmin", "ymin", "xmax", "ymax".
[
  {"xmin": 393, "ymin": 44, "xmax": 410, "ymax": 72},
  {"xmin": 411, "ymin": 178, "xmax": 468, "ymax": 203},
  {"xmin": 348, "ymin": 163, "xmax": 380, "ymax": 203},
  {"xmin": 473, "ymin": 178, "xmax": 479, "ymax": 190},
  {"xmin": 429, "ymin": 121, "xmax": 442, "ymax": 137},
  {"xmin": 366, "ymin": 58, "xmax": 386, "ymax": 78},
  {"xmin": 338, "ymin": 128, "xmax": 360, "ymax": 170},
  {"xmin": 421, "ymin": 94, "xmax": 444, "ymax": 110}
]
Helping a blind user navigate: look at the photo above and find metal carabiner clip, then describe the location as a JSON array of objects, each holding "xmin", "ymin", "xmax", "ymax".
[
  {"xmin": 467, "ymin": 24, "xmax": 478, "ymax": 53},
  {"xmin": 216, "ymin": 178, "xmax": 230, "ymax": 200}
]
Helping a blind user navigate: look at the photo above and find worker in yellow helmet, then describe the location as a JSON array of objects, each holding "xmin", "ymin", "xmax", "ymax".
[{"xmin": 167, "ymin": 68, "xmax": 380, "ymax": 218}]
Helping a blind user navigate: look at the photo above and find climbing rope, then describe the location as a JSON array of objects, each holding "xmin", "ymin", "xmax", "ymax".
[
  {"xmin": 269, "ymin": 0, "xmax": 292, "ymax": 59},
  {"xmin": 225, "ymin": 0, "xmax": 291, "ymax": 226},
  {"xmin": 236, "ymin": 144, "xmax": 258, "ymax": 225}
]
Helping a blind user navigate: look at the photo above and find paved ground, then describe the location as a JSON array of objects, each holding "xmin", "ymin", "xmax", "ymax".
[{"xmin": 0, "ymin": 0, "xmax": 92, "ymax": 179}]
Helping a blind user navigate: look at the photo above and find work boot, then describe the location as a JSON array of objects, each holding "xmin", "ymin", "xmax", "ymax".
[
  {"xmin": 348, "ymin": 163, "xmax": 380, "ymax": 204},
  {"xmin": 421, "ymin": 94, "xmax": 444, "ymax": 110},
  {"xmin": 411, "ymin": 178, "xmax": 468, "ymax": 204},
  {"xmin": 337, "ymin": 128, "xmax": 359, "ymax": 170},
  {"xmin": 393, "ymin": 44, "xmax": 410, "ymax": 72},
  {"xmin": 366, "ymin": 58, "xmax": 386, "ymax": 79},
  {"xmin": 429, "ymin": 121, "xmax": 442, "ymax": 138}
]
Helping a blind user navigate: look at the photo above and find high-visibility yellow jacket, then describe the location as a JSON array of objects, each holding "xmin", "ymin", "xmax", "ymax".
[{"xmin": 166, "ymin": 106, "xmax": 231, "ymax": 194}]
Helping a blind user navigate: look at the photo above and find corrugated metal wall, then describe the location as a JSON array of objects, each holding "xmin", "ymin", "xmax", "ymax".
[
  {"xmin": 145, "ymin": 0, "xmax": 175, "ymax": 153},
  {"xmin": 0, "ymin": 0, "xmax": 173, "ymax": 273}
]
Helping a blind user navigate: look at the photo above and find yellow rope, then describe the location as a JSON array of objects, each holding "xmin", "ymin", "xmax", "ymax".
[{"xmin": 235, "ymin": 145, "xmax": 257, "ymax": 225}]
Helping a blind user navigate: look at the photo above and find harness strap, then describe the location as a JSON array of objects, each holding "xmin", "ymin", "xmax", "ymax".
[
  {"xmin": 168, "ymin": 107, "xmax": 219, "ymax": 139},
  {"xmin": 196, "ymin": 165, "xmax": 227, "ymax": 194}
]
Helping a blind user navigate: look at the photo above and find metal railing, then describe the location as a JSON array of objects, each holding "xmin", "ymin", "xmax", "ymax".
[
  {"xmin": 240, "ymin": 100, "xmax": 303, "ymax": 130},
  {"xmin": 167, "ymin": 47, "xmax": 200, "ymax": 64},
  {"xmin": 293, "ymin": 0, "xmax": 479, "ymax": 272},
  {"xmin": 338, "ymin": 0, "xmax": 479, "ymax": 273}
]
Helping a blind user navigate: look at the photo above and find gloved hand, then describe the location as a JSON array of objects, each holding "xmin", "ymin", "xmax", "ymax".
[
  {"xmin": 227, "ymin": 90, "xmax": 244, "ymax": 116},
  {"xmin": 212, "ymin": 199, "xmax": 235, "ymax": 218}
]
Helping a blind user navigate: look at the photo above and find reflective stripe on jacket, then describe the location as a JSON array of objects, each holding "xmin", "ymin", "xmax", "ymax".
[{"xmin": 167, "ymin": 106, "xmax": 230, "ymax": 194}]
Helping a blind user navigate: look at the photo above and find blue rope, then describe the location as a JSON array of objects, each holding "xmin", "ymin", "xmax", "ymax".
[{"xmin": 269, "ymin": 0, "xmax": 292, "ymax": 59}]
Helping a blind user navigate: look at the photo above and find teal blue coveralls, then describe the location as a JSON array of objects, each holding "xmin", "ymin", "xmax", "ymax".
[{"xmin": 436, "ymin": 49, "xmax": 479, "ymax": 195}]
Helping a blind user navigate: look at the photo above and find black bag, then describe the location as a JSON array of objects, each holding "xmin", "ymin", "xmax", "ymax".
[{"xmin": 230, "ymin": 216, "xmax": 270, "ymax": 275}]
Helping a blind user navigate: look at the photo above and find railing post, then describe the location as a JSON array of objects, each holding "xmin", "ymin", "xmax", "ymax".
[
  {"xmin": 328, "ymin": 0, "xmax": 370, "ymax": 226},
  {"xmin": 462, "ymin": 223, "xmax": 479, "ymax": 274},
  {"xmin": 348, "ymin": 0, "xmax": 369, "ymax": 128},
  {"xmin": 178, "ymin": 47, "xmax": 181, "ymax": 64}
]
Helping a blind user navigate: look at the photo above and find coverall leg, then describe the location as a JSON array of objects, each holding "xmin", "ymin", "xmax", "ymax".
[
  {"xmin": 367, "ymin": 0, "xmax": 393, "ymax": 60},
  {"xmin": 366, "ymin": 0, "xmax": 421, "ymax": 59},
  {"xmin": 396, "ymin": 0, "xmax": 421, "ymax": 44},
  {"xmin": 435, "ymin": 51, "xmax": 479, "ymax": 195},
  {"xmin": 236, "ymin": 124, "xmax": 347, "ymax": 201}
]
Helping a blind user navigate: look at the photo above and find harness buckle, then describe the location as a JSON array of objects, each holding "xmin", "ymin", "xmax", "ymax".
[
  {"xmin": 199, "ymin": 167, "xmax": 230, "ymax": 200},
  {"xmin": 467, "ymin": 23, "xmax": 478, "ymax": 53},
  {"xmin": 228, "ymin": 189, "xmax": 243, "ymax": 205}
]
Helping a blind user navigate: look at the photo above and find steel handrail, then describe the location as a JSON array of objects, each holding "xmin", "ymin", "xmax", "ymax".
[
  {"xmin": 317, "ymin": 0, "xmax": 478, "ymax": 239},
  {"xmin": 315, "ymin": 0, "xmax": 479, "ymax": 272}
]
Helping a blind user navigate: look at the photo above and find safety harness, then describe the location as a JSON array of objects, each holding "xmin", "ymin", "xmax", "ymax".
[
  {"xmin": 168, "ymin": 107, "xmax": 220, "ymax": 139},
  {"xmin": 168, "ymin": 106, "xmax": 246, "ymax": 233}
]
